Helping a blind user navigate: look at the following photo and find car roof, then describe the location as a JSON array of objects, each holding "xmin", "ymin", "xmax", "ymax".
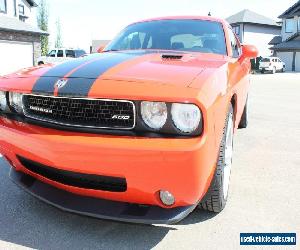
[{"xmin": 131, "ymin": 16, "xmax": 229, "ymax": 27}]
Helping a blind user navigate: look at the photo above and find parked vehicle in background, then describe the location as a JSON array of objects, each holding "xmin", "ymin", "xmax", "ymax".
[
  {"xmin": 37, "ymin": 48, "xmax": 87, "ymax": 65},
  {"xmin": 259, "ymin": 57, "xmax": 285, "ymax": 74}
]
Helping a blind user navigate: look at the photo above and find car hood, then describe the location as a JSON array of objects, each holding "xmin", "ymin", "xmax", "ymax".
[{"xmin": 1, "ymin": 51, "xmax": 228, "ymax": 95}]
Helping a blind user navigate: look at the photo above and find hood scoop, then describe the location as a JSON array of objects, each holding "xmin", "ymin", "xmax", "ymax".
[{"xmin": 161, "ymin": 54, "xmax": 183, "ymax": 60}]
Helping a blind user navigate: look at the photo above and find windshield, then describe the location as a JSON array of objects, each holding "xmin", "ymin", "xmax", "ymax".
[
  {"xmin": 104, "ymin": 20, "xmax": 227, "ymax": 55},
  {"xmin": 261, "ymin": 58, "xmax": 271, "ymax": 62}
]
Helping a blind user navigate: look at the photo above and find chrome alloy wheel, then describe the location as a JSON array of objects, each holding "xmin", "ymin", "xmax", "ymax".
[{"xmin": 223, "ymin": 112, "xmax": 234, "ymax": 199}]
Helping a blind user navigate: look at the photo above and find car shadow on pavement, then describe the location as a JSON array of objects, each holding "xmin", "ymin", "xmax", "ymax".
[
  {"xmin": 178, "ymin": 209, "xmax": 217, "ymax": 225},
  {"xmin": 0, "ymin": 158, "xmax": 214, "ymax": 250}
]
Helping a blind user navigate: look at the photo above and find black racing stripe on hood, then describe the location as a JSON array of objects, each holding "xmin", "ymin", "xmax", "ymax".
[
  {"xmin": 31, "ymin": 54, "xmax": 110, "ymax": 94},
  {"xmin": 57, "ymin": 52, "xmax": 140, "ymax": 97}
]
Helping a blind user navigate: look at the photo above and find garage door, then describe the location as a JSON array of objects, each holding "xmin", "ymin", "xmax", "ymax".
[
  {"xmin": 0, "ymin": 40, "xmax": 33, "ymax": 76},
  {"xmin": 295, "ymin": 52, "xmax": 300, "ymax": 72},
  {"xmin": 277, "ymin": 52, "xmax": 293, "ymax": 71}
]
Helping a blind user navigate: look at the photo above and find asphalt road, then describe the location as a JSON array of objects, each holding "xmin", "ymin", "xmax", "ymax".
[{"xmin": 0, "ymin": 73, "xmax": 299, "ymax": 250}]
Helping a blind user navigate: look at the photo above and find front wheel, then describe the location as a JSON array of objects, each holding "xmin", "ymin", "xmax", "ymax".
[
  {"xmin": 199, "ymin": 104, "xmax": 234, "ymax": 212},
  {"xmin": 238, "ymin": 96, "xmax": 248, "ymax": 129}
]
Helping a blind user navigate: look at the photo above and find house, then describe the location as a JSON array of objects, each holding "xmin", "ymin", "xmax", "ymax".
[
  {"xmin": 271, "ymin": 0, "xmax": 300, "ymax": 71},
  {"xmin": 226, "ymin": 9, "xmax": 281, "ymax": 57},
  {"xmin": 90, "ymin": 40, "xmax": 111, "ymax": 53},
  {"xmin": 0, "ymin": 0, "xmax": 48, "ymax": 76}
]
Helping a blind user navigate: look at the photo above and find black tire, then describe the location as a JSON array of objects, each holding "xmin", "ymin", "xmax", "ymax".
[
  {"xmin": 38, "ymin": 61, "xmax": 44, "ymax": 66},
  {"xmin": 199, "ymin": 104, "xmax": 234, "ymax": 213},
  {"xmin": 238, "ymin": 96, "xmax": 248, "ymax": 129},
  {"xmin": 261, "ymin": 70, "xmax": 264, "ymax": 74}
]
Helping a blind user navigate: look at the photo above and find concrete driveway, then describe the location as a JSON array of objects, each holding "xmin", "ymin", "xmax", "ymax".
[{"xmin": 0, "ymin": 73, "xmax": 299, "ymax": 250}]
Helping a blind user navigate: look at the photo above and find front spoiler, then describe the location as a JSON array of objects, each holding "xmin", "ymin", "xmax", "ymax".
[{"xmin": 9, "ymin": 168, "xmax": 197, "ymax": 225}]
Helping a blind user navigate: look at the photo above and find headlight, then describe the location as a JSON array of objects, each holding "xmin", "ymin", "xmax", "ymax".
[
  {"xmin": 9, "ymin": 92, "xmax": 24, "ymax": 113},
  {"xmin": 141, "ymin": 101, "xmax": 167, "ymax": 129},
  {"xmin": 171, "ymin": 103, "xmax": 201, "ymax": 133},
  {"xmin": 0, "ymin": 91, "xmax": 7, "ymax": 111}
]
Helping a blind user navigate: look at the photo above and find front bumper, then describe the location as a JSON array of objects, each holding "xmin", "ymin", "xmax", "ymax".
[
  {"xmin": 259, "ymin": 66, "xmax": 272, "ymax": 71},
  {"xmin": 9, "ymin": 166, "xmax": 196, "ymax": 224},
  {"xmin": 0, "ymin": 116, "xmax": 217, "ymax": 220}
]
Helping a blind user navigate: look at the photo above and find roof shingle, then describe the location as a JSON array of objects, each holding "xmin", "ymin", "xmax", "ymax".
[
  {"xmin": 278, "ymin": 0, "xmax": 300, "ymax": 19},
  {"xmin": 25, "ymin": 0, "xmax": 38, "ymax": 7},
  {"xmin": 271, "ymin": 40, "xmax": 300, "ymax": 51},
  {"xmin": 226, "ymin": 9, "xmax": 280, "ymax": 27},
  {"xmin": 269, "ymin": 36, "xmax": 282, "ymax": 45}
]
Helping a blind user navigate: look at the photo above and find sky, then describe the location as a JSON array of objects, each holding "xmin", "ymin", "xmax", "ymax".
[{"xmin": 44, "ymin": 0, "xmax": 297, "ymax": 52}]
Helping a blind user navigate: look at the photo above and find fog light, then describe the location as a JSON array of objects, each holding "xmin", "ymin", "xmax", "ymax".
[{"xmin": 159, "ymin": 190, "xmax": 175, "ymax": 206}]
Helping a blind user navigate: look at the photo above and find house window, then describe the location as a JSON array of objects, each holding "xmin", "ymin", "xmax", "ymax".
[
  {"xmin": 0, "ymin": 0, "xmax": 7, "ymax": 13},
  {"xmin": 285, "ymin": 19, "xmax": 295, "ymax": 33},
  {"xmin": 232, "ymin": 26, "xmax": 240, "ymax": 35},
  {"xmin": 19, "ymin": 4, "xmax": 25, "ymax": 15}
]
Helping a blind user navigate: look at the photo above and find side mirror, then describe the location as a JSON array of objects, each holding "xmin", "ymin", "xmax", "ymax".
[
  {"xmin": 241, "ymin": 45, "xmax": 258, "ymax": 59},
  {"xmin": 97, "ymin": 46, "xmax": 105, "ymax": 53}
]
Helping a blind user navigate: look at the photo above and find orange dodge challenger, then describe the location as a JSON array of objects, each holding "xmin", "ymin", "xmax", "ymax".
[{"xmin": 0, "ymin": 16, "xmax": 257, "ymax": 224}]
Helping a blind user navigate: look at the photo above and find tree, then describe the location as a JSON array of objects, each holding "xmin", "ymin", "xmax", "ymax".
[
  {"xmin": 55, "ymin": 18, "xmax": 63, "ymax": 48},
  {"xmin": 37, "ymin": 0, "xmax": 49, "ymax": 56}
]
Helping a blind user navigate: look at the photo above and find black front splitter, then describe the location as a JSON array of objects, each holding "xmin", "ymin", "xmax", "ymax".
[{"xmin": 9, "ymin": 168, "xmax": 197, "ymax": 225}]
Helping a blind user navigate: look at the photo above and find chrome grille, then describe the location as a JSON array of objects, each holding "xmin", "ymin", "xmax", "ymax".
[{"xmin": 23, "ymin": 95, "xmax": 135, "ymax": 129}]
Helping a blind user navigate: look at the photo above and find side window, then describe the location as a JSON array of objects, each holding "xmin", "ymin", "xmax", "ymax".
[
  {"xmin": 57, "ymin": 50, "xmax": 64, "ymax": 57},
  {"xmin": 66, "ymin": 50, "xmax": 76, "ymax": 58},
  {"xmin": 75, "ymin": 50, "xmax": 86, "ymax": 57},
  {"xmin": 228, "ymin": 28, "xmax": 241, "ymax": 58},
  {"xmin": 48, "ymin": 50, "xmax": 56, "ymax": 57}
]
